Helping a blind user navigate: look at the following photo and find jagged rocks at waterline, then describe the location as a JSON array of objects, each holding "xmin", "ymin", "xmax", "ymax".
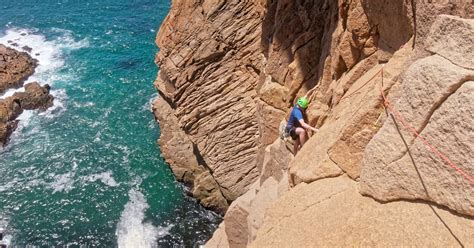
[
  {"xmin": 0, "ymin": 44, "xmax": 36, "ymax": 94},
  {"xmin": 0, "ymin": 45, "xmax": 53, "ymax": 146},
  {"xmin": 0, "ymin": 82, "xmax": 54, "ymax": 146}
]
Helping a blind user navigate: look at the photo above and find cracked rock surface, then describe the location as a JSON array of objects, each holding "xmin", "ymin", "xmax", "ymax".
[
  {"xmin": 250, "ymin": 176, "xmax": 474, "ymax": 247},
  {"xmin": 0, "ymin": 44, "xmax": 36, "ymax": 94},
  {"xmin": 360, "ymin": 15, "xmax": 474, "ymax": 216}
]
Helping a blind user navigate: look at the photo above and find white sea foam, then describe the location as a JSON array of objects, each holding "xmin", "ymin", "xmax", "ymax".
[
  {"xmin": 117, "ymin": 145, "xmax": 131, "ymax": 164},
  {"xmin": 13, "ymin": 110, "xmax": 34, "ymax": 132},
  {"xmin": 0, "ymin": 27, "xmax": 88, "ymax": 78},
  {"xmin": 0, "ymin": 27, "xmax": 87, "ymax": 139},
  {"xmin": 49, "ymin": 162, "xmax": 78, "ymax": 193},
  {"xmin": 38, "ymin": 88, "xmax": 68, "ymax": 119},
  {"xmin": 81, "ymin": 171, "xmax": 119, "ymax": 187},
  {"xmin": 50, "ymin": 172, "xmax": 75, "ymax": 193},
  {"xmin": 116, "ymin": 189, "xmax": 172, "ymax": 248},
  {"xmin": 142, "ymin": 93, "xmax": 158, "ymax": 112},
  {"xmin": 0, "ymin": 27, "xmax": 87, "ymax": 98}
]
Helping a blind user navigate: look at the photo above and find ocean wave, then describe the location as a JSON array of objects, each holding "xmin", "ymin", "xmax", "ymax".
[
  {"xmin": 0, "ymin": 27, "xmax": 87, "ymax": 97},
  {"xmin": 116, "ymin": 189, "xmax": 172, "ymax": 248},
  {"xmin": 0, "ymin": 27, "xmax": 89, "ymax": 76},
  {"xmin": 142, "ymin": 93, "xmax": 158, "ymax": 113}
]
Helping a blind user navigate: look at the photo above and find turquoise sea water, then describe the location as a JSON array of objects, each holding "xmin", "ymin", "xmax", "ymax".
[{"xmin": 0, "ymin": 1, "xmax": 220, "ymax": 247}]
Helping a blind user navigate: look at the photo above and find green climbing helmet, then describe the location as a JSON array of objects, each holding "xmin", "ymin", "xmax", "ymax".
[{"xmin": 297, "ymin": 96, "xmax": 309, "ymax": 109}]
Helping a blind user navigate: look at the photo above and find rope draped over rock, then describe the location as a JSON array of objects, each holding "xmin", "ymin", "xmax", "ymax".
[{"xmin": 378, "ymin": 65, "xmax": 474, "ymax": 185}]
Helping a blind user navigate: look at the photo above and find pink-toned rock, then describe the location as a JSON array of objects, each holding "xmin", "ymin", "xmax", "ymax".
[
  {"xmin": 361, "ymin": 15, "xmax": 474, "ymax": 217},
  {"xmin": 222, "ymin": 184, "xmax": 257, "ymax": 248},
  {"xmin": 155, "ymin": 0, "xmax": 264, "ymax": 201},
  {"xmin": 260, "ymin": 138, "xmax": 293, "ymax": 184},
  {"xmin": 426, "ymin": 15, "xmax": 474, "ymax": 69},
  {"xmin": 247, "ymin": 176, "xmax": 288, "ymax": 243},
  {"xmin": 205, "ymin": 223, "xmax": 229, "ymax": 248},
  {"xmin": 152, "ymin": 97, "xmax": 228, "ymax": 213},
  {"xmin": 157, "ymin": 4, "xmax": 474, "ymax": 247},
  {"xmin": 250, "ymin": 176, "xmax": 474, "ymax": 247}
]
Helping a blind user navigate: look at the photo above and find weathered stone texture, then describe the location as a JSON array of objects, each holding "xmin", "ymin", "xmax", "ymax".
[
  {"xmin": 152, "ymin": 97, "xmax": 228, "ymax": 214},
  {"xmin": 155, "ymin": 0, "xmax": 264, "ymax": 203},
  {"xmin": 360, "ymin": 15, "xmax": 474, "ymax": 217},
  {"xmin": 206, "ymin": 139, "xmax": 291, "ymax": 248},
  {"xmin": 156, "ymin": 0, "xmax": 474, "ymax": 244},
  {"xmin": 250, "ymin": 176, "xmax": 474, "ymax": 247},
  {"xmin": 0, "ymin": 44, "xmax": 36, "ymax": 94}
]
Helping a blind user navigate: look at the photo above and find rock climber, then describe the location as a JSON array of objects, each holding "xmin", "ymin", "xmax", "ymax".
[{"xmin": 286, "ymin": 96, "xmax": 318, "ymax": 154}]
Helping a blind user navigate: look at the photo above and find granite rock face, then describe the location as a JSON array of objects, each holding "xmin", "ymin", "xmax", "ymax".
[
  {"xmin": 152, "ymin": 97, "xmax": 228, "ymax": 214},
  {"xmin": 155, "ymin": 0, "xmax": 474, "ymax": 246},
  {"xmin": 250, "ymin": 176, "xmax": 474, "ymax": 247},
  {"xmin": 154, "ymin": 0, "xmax": 263, "ymax": 205},
  {"xmin": 360, "ymin": 15, "xmax": 474, "ymax": 216}
]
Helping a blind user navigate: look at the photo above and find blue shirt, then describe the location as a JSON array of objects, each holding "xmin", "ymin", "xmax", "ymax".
[{"xmin": 287, "ymin": 105, "xmax": 304, "ymax": 129}]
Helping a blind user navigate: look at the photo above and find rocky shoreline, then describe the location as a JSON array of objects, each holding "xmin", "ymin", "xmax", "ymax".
[{"xmin": 0, "ymin": 44, "xmax": 53, "ymax": 146}]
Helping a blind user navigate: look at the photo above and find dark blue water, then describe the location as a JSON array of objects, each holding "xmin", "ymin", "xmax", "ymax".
[{"xmin": 0, "ymin": 1, "xmax": 220, "ymax": 247}]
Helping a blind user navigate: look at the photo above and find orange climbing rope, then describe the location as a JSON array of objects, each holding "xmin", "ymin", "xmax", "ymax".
[{"xmin": 379, "ymin": 65, "xmax": 474, "ymax": 185}]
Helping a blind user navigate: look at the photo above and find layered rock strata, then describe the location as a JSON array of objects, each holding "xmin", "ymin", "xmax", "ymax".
[
  {"xmin": 154, "ymin": 0, "xmax": 474, "ymax": 246},
  {"xmin": 154, "ymin": 0, "xmax": 265, "ymax": 211},
  {"xmin": 0, "ymin": 45, "xmax": 53, "ymax": 146}
]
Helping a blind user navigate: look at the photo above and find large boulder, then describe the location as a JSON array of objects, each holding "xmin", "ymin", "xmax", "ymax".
[
  {"xmin": 360, "ymin": 15, "xmax": 474, "ymax": 216},
  {"xmin": 426, "ymin": 15, "xmax": 474, "ymax": 69},
  {"xmin": 13, "ymin": 82, "xmax": 53, "ymax": 110},
  {"xmin": 0, "ymin": 44, "xmax": 37, "ymax": 94}
]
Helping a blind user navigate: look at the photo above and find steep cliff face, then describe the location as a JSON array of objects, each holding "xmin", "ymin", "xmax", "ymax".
[
  {"xmin": 154, "ymin": 0, "xmax": 474, "ymax": 245},
  {"xmin": 154, "ymin": 0, "xmax": 266, "ymax": 212}
]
